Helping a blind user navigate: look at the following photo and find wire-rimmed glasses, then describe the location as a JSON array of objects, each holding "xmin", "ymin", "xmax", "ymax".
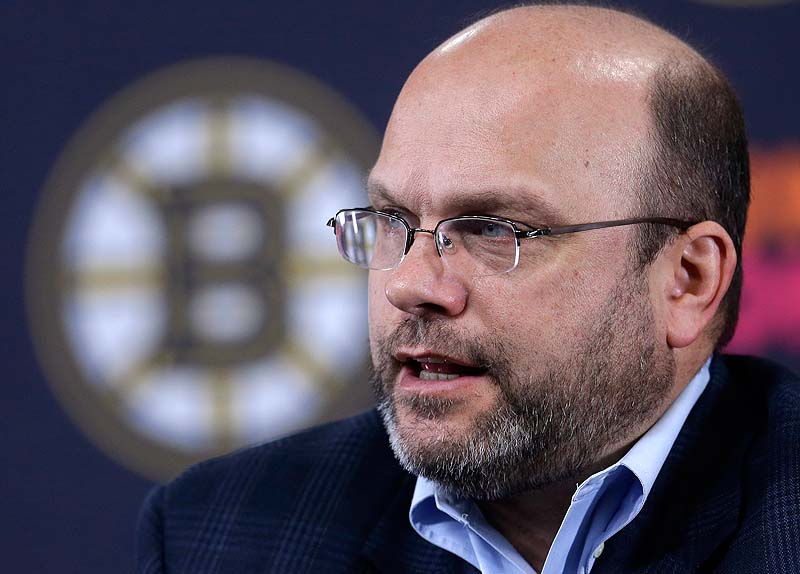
[{"xmin": 326, "ymin": 207, "xmax": 695, "ymax": 277}]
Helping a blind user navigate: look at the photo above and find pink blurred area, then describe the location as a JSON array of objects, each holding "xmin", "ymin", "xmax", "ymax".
[
  {"xmin": 727, "ymin": 248, "xmax": 800, "ymax": 353},
  {"xmin": 725, "ymin": 146, "xmax": 800, "ymax": 361}
]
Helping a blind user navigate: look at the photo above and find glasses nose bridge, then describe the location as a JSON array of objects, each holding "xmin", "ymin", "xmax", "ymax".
[{"xmin": 405, "ymin": 226, "xmax": 442, "ymax": 258}]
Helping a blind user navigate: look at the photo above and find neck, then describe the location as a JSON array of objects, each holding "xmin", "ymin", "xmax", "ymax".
[
  {"xmin": 475, "ymin": 439, "xmax": 644, "ymax": 571},
  {"xmin": 477, "ymin": 479, "xmax": 576, "ymax": 572}
]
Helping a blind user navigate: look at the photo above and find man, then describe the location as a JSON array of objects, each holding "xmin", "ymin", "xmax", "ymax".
[{"xmin": 137, "ymin": 4, "xmax": 800, "ymax": 574}]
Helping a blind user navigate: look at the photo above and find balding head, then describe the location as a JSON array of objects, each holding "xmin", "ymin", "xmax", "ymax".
[
  {"xmin": 425, "ymin": 5, "xmax": 698, "ymax": 78},
  {"xmin": 400, "ymin": 4, "xmax": 703, "ymax": 132},
  {"xmin": 375, "ymin": 3, "xmax": 748, "ymax": 347}
]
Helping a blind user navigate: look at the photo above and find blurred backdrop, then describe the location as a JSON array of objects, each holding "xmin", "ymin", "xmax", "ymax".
[{"xmin": 3, "ymin": 1, "xmax": 799, "ymax": 572}]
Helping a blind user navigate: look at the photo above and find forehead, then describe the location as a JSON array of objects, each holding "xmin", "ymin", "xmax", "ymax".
[
  {"xmin": 370, "ymin": 44, "xmax": 652, "ymax": 223},
  {"xmin": 367, "ymin": 175, "xmax": 565, "ymax": 226}
]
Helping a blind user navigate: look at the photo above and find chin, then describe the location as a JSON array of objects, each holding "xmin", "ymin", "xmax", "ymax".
[{"xmin": 391, "ymin": 390, "xmax": 486, "ymax": 439}]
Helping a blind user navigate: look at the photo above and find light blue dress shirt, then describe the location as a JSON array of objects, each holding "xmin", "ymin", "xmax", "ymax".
[{"xmin": 409, "ymin": 359, "xmax": 711, "ymax": 574}]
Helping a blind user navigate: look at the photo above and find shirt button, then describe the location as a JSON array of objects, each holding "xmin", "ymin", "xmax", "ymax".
[{"xmin": 593, "ymin": 542, "xmax": 605, "ymax": 559}]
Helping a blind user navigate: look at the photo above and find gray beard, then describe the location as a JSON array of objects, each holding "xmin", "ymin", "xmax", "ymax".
[{"xmin": 370, "ymin": 271, "xmax": 675, "ymax": 501}]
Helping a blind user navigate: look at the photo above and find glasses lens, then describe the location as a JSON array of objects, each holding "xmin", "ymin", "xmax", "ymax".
[
  {"xmin": 335, "ymin": 210, "xmax": 407, "ymax": 270},
  {"xmin": 437, "ymin": 217, "xmax": 518, "ymax": 275}
]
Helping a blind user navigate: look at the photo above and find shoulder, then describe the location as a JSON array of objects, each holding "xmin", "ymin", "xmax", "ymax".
[
  {"xmin": 138, "ymin": 409, "xmax": 414, "ymax": 571},
  {"xmin": 714, "ymin": 355, "xmax": 800, "ymax": 570},
  {"xmin": 161, "ymin": 408, "xmax": 403, "ymax": 509},
  {"xmin": 719, "ymin": 353, "xmax": 799, "ymax": 385},
  {"xmin": 718, "ymin": 352, "xmax": 800, "ymax": 466},
  {"xmin": 710, "ymin": 354, "xmax": 800, "ymax": 472},
  {"xmin": 716, "ymin": 353, "xmax": 800, "ymax": 419}
]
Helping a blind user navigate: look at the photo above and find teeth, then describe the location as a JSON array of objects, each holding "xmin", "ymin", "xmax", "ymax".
[
  {"xmin": 419, "ymin": 357, "xmax": 446, "ymax": 364},
  {"xmin": 419, "ymin": 370, "xmax": 460, "ymax": 381}
]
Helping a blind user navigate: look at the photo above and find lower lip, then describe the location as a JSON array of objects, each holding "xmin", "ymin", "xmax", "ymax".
[{"xmin": 396, "ymin": 364, "xmax": 488, "ymax": 394}]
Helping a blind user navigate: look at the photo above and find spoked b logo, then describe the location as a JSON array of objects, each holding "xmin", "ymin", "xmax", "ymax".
[{"xmin": 27, "ymin": 58, "xmax": 379, "ymax": 479}]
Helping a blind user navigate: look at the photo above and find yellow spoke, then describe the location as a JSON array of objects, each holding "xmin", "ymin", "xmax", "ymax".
[
  {"xmin": 280, "ymin": 341, "xmax": 336, "ymax": 394},
  {"xmin": 208, "ymin": 368, "xmax": 236, "ymax": 451},
  {"xmin": 66, "ymin": 266, "xmax": 164, "ymax": 291},
  {"xmin": 111, "ymin": 156, "xmax": 172, "ymax": 200},
  {"xmin": 273, "ymin": 141, "xmax": 335, "ymax": 199},
  {"xmin": 108, "ymin": 350, "xmax": 174, "ymax": 397},
  {"xmin": 282, "ymin": 256, "xmax": 364, "ymax": 283},
  {"xmin": 206, "ymin": 100, "xmax": 233, "ymax": 177}
]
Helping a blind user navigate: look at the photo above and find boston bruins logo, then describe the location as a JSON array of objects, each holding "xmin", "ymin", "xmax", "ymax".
[{"xmin": 26, "ymin": 58, "xmax": 379, "ymax": 480}]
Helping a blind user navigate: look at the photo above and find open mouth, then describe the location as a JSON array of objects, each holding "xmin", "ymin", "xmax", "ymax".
[{"xmin": 405, "ymin": 356, "xmax": 487, "ymax": 381}]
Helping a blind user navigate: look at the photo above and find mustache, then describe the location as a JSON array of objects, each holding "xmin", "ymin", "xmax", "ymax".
[{"xmin": 372, "ymin": 318, "xmax": 504, "ymax": 373}]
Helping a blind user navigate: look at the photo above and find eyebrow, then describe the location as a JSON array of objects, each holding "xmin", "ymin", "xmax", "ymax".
[{"xmin": 366, "ymin": 179, "xmax": 565, "ymax": 227}]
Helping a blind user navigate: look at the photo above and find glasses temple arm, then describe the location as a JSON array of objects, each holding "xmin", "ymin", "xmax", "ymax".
[{"xmin": 528, "ymin": 217, "xmax": 696, "ymax": 238}]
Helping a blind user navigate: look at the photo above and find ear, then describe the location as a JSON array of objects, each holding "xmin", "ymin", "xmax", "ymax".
[{"xmin": 658, "ymin": 221, "xmax": 737, "ymax": 349}]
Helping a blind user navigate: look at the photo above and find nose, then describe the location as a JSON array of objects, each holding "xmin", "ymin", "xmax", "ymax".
[{"xmin": 383, "ymin": 231, "xmax": 468, "ymax": 317}]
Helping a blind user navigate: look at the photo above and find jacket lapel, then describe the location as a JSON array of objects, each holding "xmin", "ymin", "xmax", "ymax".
[{"xmin": 596, "ymin": 355, "xmax": 749, "ymax": 573}]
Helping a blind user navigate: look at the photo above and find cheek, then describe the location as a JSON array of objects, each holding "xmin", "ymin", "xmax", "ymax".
[
  {"xmin": 473, "ymin": 265, "xmax": 577, "ymax": 320},
  {"xmin": 472, "ymin": 265, "xmax": 611, "ymax": 355},
  {"xmin": 367, "ymin": 272, "xmax": 390, "ymax": 339}
]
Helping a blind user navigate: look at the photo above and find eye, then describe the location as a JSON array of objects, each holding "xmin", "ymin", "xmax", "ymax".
[
  {"xmin": 480, "ymin": 221, "xmax": 508, "ymax": 237},
  {"xmin": 457, "ymin": 219, "xmax": 514, "ymax": 238}
]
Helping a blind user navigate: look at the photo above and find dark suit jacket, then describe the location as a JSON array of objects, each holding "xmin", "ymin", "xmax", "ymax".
[{"xmin": 137, "ymin": 355, "xmax": 800, "ymax": 573}]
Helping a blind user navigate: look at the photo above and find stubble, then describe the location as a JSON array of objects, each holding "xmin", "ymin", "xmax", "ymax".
[{"xmin": 371, "ymin": 270, "xmax": 675, "ymax": 500}]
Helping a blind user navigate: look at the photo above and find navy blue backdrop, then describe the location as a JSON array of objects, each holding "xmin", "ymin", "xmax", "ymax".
[{"xmin": 3, "ymin": 1, "xmax": 799, "ymax": 572}]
